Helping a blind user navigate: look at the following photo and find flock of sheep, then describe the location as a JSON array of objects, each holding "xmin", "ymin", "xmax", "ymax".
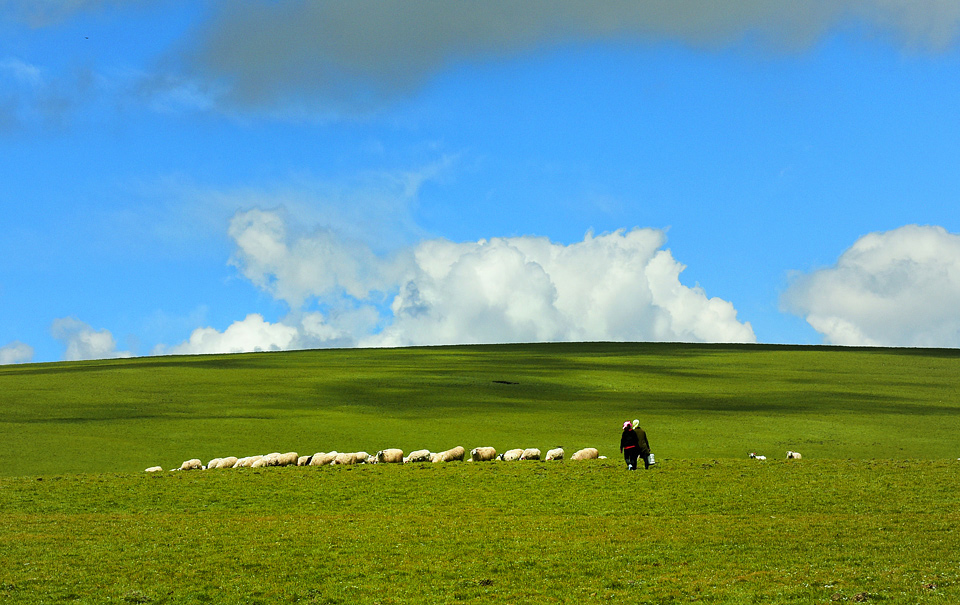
[{"xmin": 145, "ymin": 446, "xmax": 607, "ymax": 473}]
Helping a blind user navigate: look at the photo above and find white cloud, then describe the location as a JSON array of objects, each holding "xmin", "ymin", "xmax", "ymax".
[
  {"xmin": 51, "ymin": 317, "xmax": 132, "ymax": 361},
  {"xmin": 221, "ymin": 208, "xmax": 755, "ymax": 349},
  {"xmin": 157, "ymin": 313, "xmax": 299, "ymax": 356},
  {"xmin": 0, "ymin": 341, "xmax": 34, "ymax": 364},
  {"xmin": 373, "ymin": 230, "xmax": 755, "ymax": 346},
  {"xmin": 782, "ymin": 224, "xmax": 960, "ymax": 347}
]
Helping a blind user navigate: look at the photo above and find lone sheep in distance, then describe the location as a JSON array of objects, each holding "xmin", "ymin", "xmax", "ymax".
[{"xmin": 786, "ymin": 451, "xmax": 802, "ymax": 460}]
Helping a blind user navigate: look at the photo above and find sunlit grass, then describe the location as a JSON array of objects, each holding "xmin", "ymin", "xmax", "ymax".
[
  {"xmin": 1, "ymin": 343, "xmax": 958, "ymax": 476},
  {"xmin": 0, "ymin": 460, "xmax": 957, "ymax": 604}
]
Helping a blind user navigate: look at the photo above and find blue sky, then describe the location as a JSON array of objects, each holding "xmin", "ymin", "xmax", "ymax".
[{"xmin": 2, "ymin": 1, "xmax": 960, "ymax": 364}]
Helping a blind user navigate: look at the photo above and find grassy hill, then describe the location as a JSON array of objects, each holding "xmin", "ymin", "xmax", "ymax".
[
  {"xmin": 1, "ymin": 343, "xmax": 959, "ymax": 604},
  {"xmin": 1, "ymin": 342, "xmax": 959, "ymax": 476}
]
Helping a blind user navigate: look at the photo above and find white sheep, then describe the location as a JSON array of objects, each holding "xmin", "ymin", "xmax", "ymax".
[
  {"xmin": 545, "ymin": 447, "xmax": 564, "ymax": 461},
  {"xmin": 309, "ymin": 452, "xmax": 337, "ymax": 466},
  {"xmin": 333, "ymin": 451, "xmax": 369, "ymax": 465},
  {"xmin": 470, "ymin": 447, "xmax": 497, "ymax": 462},
  {"xmin": 240, "ymin": 455, "xmax": 263, "ymax": 468},
  {"xmin": 277, "ymin": 452, "xmax": 299, "ymax": 467},
  {"xmin": 749, "ymin": 453, "xmax": 767, "ymax": 461},
  {"xmin": 297, "ymin": 455, "xmax": 313, "ymax": 466},
  {"xmin": 179, "ymin": 458, "xmax": 202, "ymax": 471},
  {"xmin": 433, "ymin": 446, "xmax": 465, "ymax": 462},
  {"xmin": 570, "ymin": 448, "xmax": 599, "ymax": 461},
  {"xmin": 376, "ymin": 449, "xmax": 404, "ymax": 464},
  {"xmin": 786, "ymin": 451, "xmax": 802, "ymax": 460},
  {"xmin": 520, "ymin": 448, "xmax": 541, "ymax": 461},
  {"xmin": 406, "ymin": 449, "xmax": 432, "ymax": 463},
  {"xmin": 144, "ymin": 466, "xmax": 163, "ymax": 473},
  {"xmin": 206, "ymin": 457, "xmax": 222, "ymax": 470},
  {"xmin": 216, "ymin": 456, "xmax": 238, "ymax": 469},
  {"xmin": 498, "ymin": 448, "xmax": 524, "ymax": 461}
]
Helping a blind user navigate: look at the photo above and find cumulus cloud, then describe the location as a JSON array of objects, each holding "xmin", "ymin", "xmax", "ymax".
[
  {"xmin": 156, "ymin": 314, "xmax": 299, "ymax": 356},
  {"xmin": 175, "ymin": 0, "xmax": 960, "ymax": 112},
  {"xmin": 51, "ymin": 317, "xmax": 132, "ymax": 361},
  {"xmin": 782, "ymin": 225, "xmax": 960, "ymax": 347},
  {"xmin": 0, "ymin": 341, "xmax": 34, "ymax": 364},
  {"xmin": 220, "ymin": 208, "xmax": 755, "ymax": 348}
]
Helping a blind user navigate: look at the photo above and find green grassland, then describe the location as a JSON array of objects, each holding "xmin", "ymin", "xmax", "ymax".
[
  {"xmin": 1, "ymin": 342, "xmax": 959, "ymax": 604},
  {"xmin": 1, "ymin": 342, "xmax": 959, "ymax": 475}
]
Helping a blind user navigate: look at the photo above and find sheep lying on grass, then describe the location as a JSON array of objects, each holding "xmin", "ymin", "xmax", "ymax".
[
  {"xmin": 432, "ymin": 446, "xmax": 465, "ymax": 462},
  {"xmin": 749, "ymin": 453, "xmax": 767, "ymax": 461},
  {"xmin": 570, "ymin": 448, "xmax": 599, "ymax": 461},
  {"xmin": 786, "ymin": 451, "xmax": 802, "ymax": 460},
  {"xmin": 145, "ymin": 466, "xmax": 163, "ymax": 473}
]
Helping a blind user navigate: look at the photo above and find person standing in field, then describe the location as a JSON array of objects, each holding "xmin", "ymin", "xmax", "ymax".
[{"xmin": 620, "ymin": 420, "xmax": 652, "ymax": 470}]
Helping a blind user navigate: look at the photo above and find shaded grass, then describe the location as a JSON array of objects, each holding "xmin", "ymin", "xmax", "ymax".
[{"xmin": 1, "ymin": 459, "xmax": 958, "ymax": 604}]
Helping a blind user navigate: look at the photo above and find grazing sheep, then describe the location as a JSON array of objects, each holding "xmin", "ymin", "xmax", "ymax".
[
  {"xmin": 545, "ymin": 447, "xmax": 564, "ymax": 461},
  {"xmin": 253, "ymin": 452, "xmax": 282, "ymax": 468},
  {"xmin": 216, "ymin": 456, "xmax": 238, "ymax": 469},
  {"xmin": 239, "ymin": 455, "xmax": 263, "ymax": 468},
  {"xmin": 333, "ymin": 451, "xmax": 370, "ymax": 465},
  {"xmin": 498, "ymin": 448, "xmax": 524, "ymax": 461},
  {"xmin": 786, "ymin": 451, "xmax": 802, "ymax": 460},
  {"xmin": 520, "ymin": 448, "xmax": 541, "ymax": 461},
  {"xmin": 206, "ymin": 457, "xmax": 222, "ymax": 470},
  {"xmin": 433, "ymin": 446, "xmax": 465, "ymax": 462},
  {"xmin": 309, "ymin": 452, "xmax": 337, "ymax": 466},
  {"xmin": 277, "ymin": 452, "xmax": 299, "ymax": 467},
  {"xmin": 145, "ymin": 466, "xmax": 163, "ymax": 473},
  {"xmin": 179, "ymin": 458, "xmax": 203, "ymax": 471},
  {"xmin": 570, "ymin": 448, "xmax": 599, "ymax": 461},
  {"xmin": 297, "ymin": 455, "xmax": 313, "ymax": 466},
  {"xmin": 749, "ymin": 453, "xmax": 767, "ymax": 461},
  {"xmin": 406, "ymin": 449, "xmax": 432, "ymax": 463},
  {"xmin": 470, "ymin": 447, "xmax": 497, "ymax": 462},
  {"xmin": 376, "ymin": 449, "xmax": 404, "ymax": 464}
]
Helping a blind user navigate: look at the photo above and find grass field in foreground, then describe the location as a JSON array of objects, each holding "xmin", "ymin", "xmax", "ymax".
[
  {"xmin": 0, "ymin": 459, "xmax": 958, "ymax": 604},
  {"xmin": 1, "ymin": 342, "xmax": 959, "ymax": 477}
]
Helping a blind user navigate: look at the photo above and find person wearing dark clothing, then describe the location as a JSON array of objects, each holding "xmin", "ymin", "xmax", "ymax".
[{"xmin": 620, "ymin": 420, "xmax": 652, "ymax": 470}]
